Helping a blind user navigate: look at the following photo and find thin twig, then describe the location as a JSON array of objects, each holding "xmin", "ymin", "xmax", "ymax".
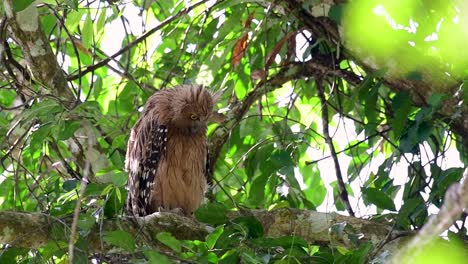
[
  {"xmin": 315, "ymin": 78, "xmax": 354, "ymax": 216},
  {"xmin": 305, "ymin": 128, "xmax": 391, "ymax": 166},
  {"xmin": 68, "ymin": 160, "xmax": 90, "ymax": 264},
  {"xmin": 67, "ymin": 0, "xmax": 213, "ymax": 81}
]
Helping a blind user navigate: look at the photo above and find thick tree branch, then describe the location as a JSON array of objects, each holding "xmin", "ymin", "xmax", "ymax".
[
  {"xmin": 0, "ymin": 209, "xmax": 404, "ymax": 253},
  {"xmin": 3, "ymin": 0, "xmax": 75, "ymax": 107}
]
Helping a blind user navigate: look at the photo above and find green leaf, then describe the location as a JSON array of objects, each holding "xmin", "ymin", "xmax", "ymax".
[
  {"xmin": 428, "ymin": 93, "xmax": 446, "ymax": 108},
  {"xmin": 397, "ymin": 196, "xmax": 423, "ymax": 228},
  {"xmin": 93, "ymin": 75, "xmax": 103, "ymax": 98},
  {"xmin": 103, "ymin": 230, "xmax": 135, "ymax": 251},
  {"xmin": 95, "ymin": 8, "xmax": 107, "ymax": 36},
  {"xmin": 206, "ymin": 226, "xmax": 224, "ymax": 249},
  {"xmin": 57, "ymin": 120, "xmax": 80, "ymax": 140},
  {"xmin": 143, "ymin": 250, "xmax": 172, "ymax": 264},
  {"xmin": 248, "ymin": 172, "xmax": 269, "ymax": 206},
  {"xmin": 0, "ymin": 248, "xmax": 28, "ymax": 263},
  {"xmin": 270, "ymin": 150, "xmax": 294, "ymax": 167},
  {"xmin": 63, "ymin": 179, "xmax": 77, "ymax": 191},
  {"xmin": 104, "ymin": 188, "xmax": 124, "ymax": 218},
  {"xmin": 232, "ymin": 216, "xmax": 264, "ymax": 238},
  {"xmin": 391, "ymin": 91, "xmax": 412, "ymax": 138},
  {"xmin": 23, "ymin": 99, "xmax": 63, "ymax": 122},
  {"xmin": 195, "ymin": 202, "xmax": 228, "ymax": 225},
  {"xmin": 219, "ymin": 249, "xmax": 240, "ymax": 264},
  {"xmin": 363, "ymin": 83, "xmax": 379, "ymax": 134},
  {"xmin": 111, "ymin": 171, "xmax": 127, "ymax": 187},
  {"xmin": 234, "ymin": 75, "xmax": 247, "ymax": 100},
  {"xmin": 73, "ymin": 237, "xmax": 89, "ymax": 264},
  {"xmin": 251, "ymin": 236, "xmax": 308, "ymax": 248},
  {"xmin": 328, "ymin": 4, "xmax": 346, "ymax": 24},
  {"xmin": 30, "ymin": 123, "xmax": 52, "ymax": 151},
  {"xmin": 156, "ymin": 232, "xmax": 181, "ymax": 253},
  {"xmin": 300, "ymin": 163, "xmax": 325, "ymax": 206},
  {"xmin": 50, "ymin": 222, "xmax": 67, "ymax": 242},
  {"xmin": 64, "ymin": 0, "xmax": 78, "ymax": 10},
  {"xmin": 362, "ymin": 187, "xmax": 396, "ymax": 211},
  {"xmin": 82, "ymin": 13, "xmax": 93, "ymax": 48},
  {"xmin": 12, "ymin": 0, "xmax": 35, "ymax": 12},
  {"xmin": 84, "ymin": 183, "xmax": 107, "ymax": 196},
  {"xmin": 77, "ymin": 213, "xmax": 96, "ymax": 231}
]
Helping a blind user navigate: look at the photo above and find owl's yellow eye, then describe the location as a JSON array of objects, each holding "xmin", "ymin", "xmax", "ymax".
[{"xmin": 190, "ymin": 114, "xmax": 199, "ymax": 120}]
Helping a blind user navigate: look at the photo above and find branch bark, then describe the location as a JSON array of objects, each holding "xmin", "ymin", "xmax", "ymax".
[
  {"xmin": 0, "ymin": 209, "xmax": 406, "ymax": 253},
  {"xmin": 3, "ymin": 0, "xmax": 75, "ymax": 107},
  {"xmin": 316, "ymin": 78, "xmax": 354, "ymax": 216}
]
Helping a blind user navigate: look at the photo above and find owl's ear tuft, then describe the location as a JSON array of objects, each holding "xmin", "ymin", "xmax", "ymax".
[{"xmin": 211, "ymin": 89, "xmax": 223, "ymax": 103}]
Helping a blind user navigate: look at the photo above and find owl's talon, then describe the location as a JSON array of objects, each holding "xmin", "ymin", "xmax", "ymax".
[{"xmin": 156, "ymin": 207, "xmax": 185, "ymax": 215}]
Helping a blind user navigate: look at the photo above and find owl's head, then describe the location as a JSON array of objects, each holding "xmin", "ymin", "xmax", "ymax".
[{"xmin": 170, "ymin": 85, "xmax": 221, "ymax": 132}]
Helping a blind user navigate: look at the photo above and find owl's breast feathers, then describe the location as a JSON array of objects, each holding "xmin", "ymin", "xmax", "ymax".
[{"xmin": 151, "ymin": 129, "xmax": 207, "ymax": 214}]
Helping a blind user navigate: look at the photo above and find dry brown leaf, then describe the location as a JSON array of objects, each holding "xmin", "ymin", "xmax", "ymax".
[
  {"xmin": 265, "ymin": 31, "xmax": 297, "ymax": 69},
  {"xmin": 73, "ymin": 39, "xmax": 91, "ymax": 56},
  {"xmin": 231, "ymin": 12, "xmax": 256, "ymax": 69}
]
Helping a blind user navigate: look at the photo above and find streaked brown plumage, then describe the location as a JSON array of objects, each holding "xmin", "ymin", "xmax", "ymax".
[{"xmin": 125, "ymin": 85, "xmax": 218, "ymax": 216}]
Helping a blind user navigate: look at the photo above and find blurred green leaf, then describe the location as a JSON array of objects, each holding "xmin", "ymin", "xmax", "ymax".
[
  {"xmin": 12, "ymin": 0, "xmax": 34, "ymax": 12},
  {"xmin": 62, "ymin": 179, "xmax": 77, "ymax": 191},
  {"xmin": 82, "ymin": 13, "xmax": 93, "ymax": 48},
  {"xmin": 195, "ymin": 202, "xmax": 228, "ymax": 225},
  {"xmin": 328, "ymin": 4, "xmax": 346, "ymax": 24},
  {"xmin": 103, "ymin": 230, "xmax": 135, "ymax": 251},
  {"xmin": 232, "ymin": 216, "xmax": 264, "ymax": 239},
  {"xmin": 77, "ymin": 213, "xmax": 96, "ymax": 231},
  {"xmin": 156, "ymin": 232, "xmax": 181, "ymax": 253},
  {"xmin": 362, "ymin": 187, "xmax": 396, "ymax": 211},
  {"xmin": 143, "ymin": 250, "xmax": 172, "ymax": 264},
  {"xmin": 391, "ymin": 91, "xmax": 412, "ymax": 138},
  {"xmin": 57, "ymin": 120, "xmax": 80, "ymax": 140}
]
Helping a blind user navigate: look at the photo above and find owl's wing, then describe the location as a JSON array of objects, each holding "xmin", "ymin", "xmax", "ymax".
[
  {"xmin": 126, "ymin": 118, "xmax": 167, "ymax": 216},
  {"xmin": 205, "ymin": 149, "xmax": 213, "ymax": 186}
]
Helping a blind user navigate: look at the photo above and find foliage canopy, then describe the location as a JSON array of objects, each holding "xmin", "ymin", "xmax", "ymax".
[{"xmin": 0, "ymin": 0, "xmax": 466, "ymax": 263}]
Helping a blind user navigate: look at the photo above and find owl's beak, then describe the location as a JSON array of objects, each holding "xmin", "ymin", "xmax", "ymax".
[
  {"xmin": 190, "ymin": 121, "xmax": 205, "ymax": 133},
  {"xmin": 208, "ymin": 111, "xmax": 226, "ymax": 123}
]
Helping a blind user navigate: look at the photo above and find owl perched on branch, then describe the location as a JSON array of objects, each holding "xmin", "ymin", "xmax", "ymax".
[{"xmin": 125, "ymin": 85, "xmax": 220, "ymax": 216}]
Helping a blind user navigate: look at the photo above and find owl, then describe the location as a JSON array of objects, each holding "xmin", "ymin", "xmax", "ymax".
[{"xmin": 125, "ymin": 85, "xmax": 219, "ymax": 216}]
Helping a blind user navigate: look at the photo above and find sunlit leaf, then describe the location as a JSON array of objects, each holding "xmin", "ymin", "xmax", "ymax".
[{"xmin": 82, "ymin": 13, "xmax": 93, "ymax": 49}]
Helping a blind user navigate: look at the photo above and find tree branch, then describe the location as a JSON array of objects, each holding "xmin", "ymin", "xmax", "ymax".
[
  {"xmin": 66, "ymin": 0, "xmax": 212, "ymax": 81},
  {"xmin": 316, "ymin": 78, "xmax": 354, "ymax": 216},
  {"xmin": 275, "ymin": 0, "xmax": 468, "ymax": 147},
  {"xmin": 0, "ymin": 209, "xmax": 404, "ymax": 252},
  {"xmin": 3, "ymin": 0, "xmax": 75, "ymax": 107},
  {"xmin": 208, "ymin": 58, "xmax": 363, "ymax": 166}
]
